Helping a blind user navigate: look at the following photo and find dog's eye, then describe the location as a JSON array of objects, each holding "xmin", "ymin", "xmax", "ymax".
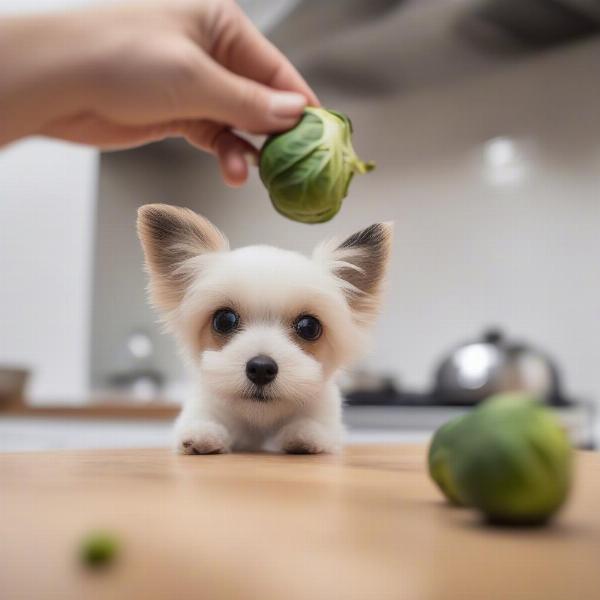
[
  {"xmin": 294, "ymin": 315, "xmax": 322, "ymax": 341},
  {"xmin": 212, "ymin": 309, "xmax": 239, "ymax": 334}
]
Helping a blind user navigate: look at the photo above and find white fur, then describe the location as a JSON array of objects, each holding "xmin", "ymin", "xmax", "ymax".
[{"xmin": 138, "ymin": 206, "xmax": 391, "ymax": 455}]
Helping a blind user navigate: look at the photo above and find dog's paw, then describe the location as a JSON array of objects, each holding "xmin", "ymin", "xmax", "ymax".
[
  {"xmin": 175, "ymin": 421, "xmax": 231, "ymax": 455},
  {"xmin": 276, "ymin": 420, "xmax": 341, "ymax": 455}
]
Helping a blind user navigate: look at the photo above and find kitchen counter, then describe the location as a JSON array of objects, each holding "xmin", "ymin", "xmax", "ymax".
[
  {"xmin": 1, "ymin": 401, "xmax": 596, "ymax": 451},
  {"xmin": 0, "ymin": 416, "xmax": 428, "ymax": 451},
  {"xmin": 1, "ymin": 445, "xmax": 599, "ymax": 599}
]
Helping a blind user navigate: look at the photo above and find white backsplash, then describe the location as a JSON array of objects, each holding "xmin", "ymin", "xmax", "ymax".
[{"xmin": 91, "ymin": 38, "xmax": 600, "ymax": 405}]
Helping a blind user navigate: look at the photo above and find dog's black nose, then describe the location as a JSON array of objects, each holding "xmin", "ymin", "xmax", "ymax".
[{"xmin": 246, "ymin": 355, "xmax": 278, "ymax": 386}]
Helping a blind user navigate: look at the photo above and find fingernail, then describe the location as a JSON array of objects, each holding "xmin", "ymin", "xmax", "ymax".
[
  {"xmin": 223, "ymin": 152, "xmax": 247, "ymax": 188},
  {"xmin": 244, "ymin": 152, "xmax": 258, "ymax": 167},
  {"xmin": 269, "ymin": 92, "xmax": 307, "ymax": 118}
]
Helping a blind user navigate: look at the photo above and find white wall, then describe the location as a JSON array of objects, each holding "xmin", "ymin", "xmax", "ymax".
[
  {"xmin": 337, "ymin": 38, "xmax": 600, "ymax": 399},
  {"xmin": 54, "ymin": 35, "xmax": 600, "ymax": 407},
  {"xmin": 90, "ymin": 149, "xmax": 183, "ymax": 390},
  {"xmin": 143, "ymin": 37, "xmax": 599, "ymax": 403},
  {"xmin": 0, "ymin": 1, "xmax": 101, "ymax": 402},
  {"xmin": 0, "ymin": 139, "xmax": 98, "ymax": 401}
]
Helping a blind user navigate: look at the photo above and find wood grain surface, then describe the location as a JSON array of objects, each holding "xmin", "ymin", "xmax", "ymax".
[
  {"xmin": 1, "ymin": 445, "xmax": 599, "ymax": 599},
  {"xmin": 0, "ymin": 401, "xmax": 178, "ymax": 420}
]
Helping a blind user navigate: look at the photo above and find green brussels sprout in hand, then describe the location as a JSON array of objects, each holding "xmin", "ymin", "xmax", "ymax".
[{"xmin": 259, "ymin": 107, "xmax": 374, "ymax": 223}]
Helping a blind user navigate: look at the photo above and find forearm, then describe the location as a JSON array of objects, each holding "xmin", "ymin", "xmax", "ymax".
[
  {"xmin": 0, "ymin": 13, "xmax": 92, "ymax": 145},
  {"xmin": 0, "ymin": 0, "xmax": 315, "ymax": 185}
]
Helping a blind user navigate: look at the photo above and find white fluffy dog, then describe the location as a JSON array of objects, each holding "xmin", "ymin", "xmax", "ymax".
[{"xmin": 137, "ymin": 204, "xmax": 392, "ymax": 454}]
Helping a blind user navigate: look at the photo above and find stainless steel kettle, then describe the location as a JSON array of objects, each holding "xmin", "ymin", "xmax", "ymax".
[{"xmin": 432, "ymin": 329, "xmax": 565, "ymax": 406}]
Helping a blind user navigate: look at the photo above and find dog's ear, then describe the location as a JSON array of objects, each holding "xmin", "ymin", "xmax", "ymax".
[
  {"xmin": 315, "ymin": 223, "xmax": 393, "ymax": 324},
  {"xmin": 137, "ymin": 204, "xmax": 228, "ymax": 312}
]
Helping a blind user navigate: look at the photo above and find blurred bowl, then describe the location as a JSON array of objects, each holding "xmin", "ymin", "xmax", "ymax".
[{"xmin": 0, "ymin": 367, "xmax": 30, "ymax": 409}]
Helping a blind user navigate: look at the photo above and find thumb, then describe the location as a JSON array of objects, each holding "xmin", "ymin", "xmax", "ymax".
[{"xmin": 194, "ymin": 59, "xmax": 308, "ymax": 134}]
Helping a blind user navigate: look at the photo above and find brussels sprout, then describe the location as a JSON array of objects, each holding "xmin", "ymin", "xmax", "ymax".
[
  {"xmin": 259, "ymin": 107, "xmax": 374, "ymax": 223},
  {"xmin": 453, "ymin": 393, "xmax": 573, "ymax": 525},
  {"xmin": 428, "ymin": 414, "xmax": 470, "ymax": 506},
  {"xmin": 80, "ymin": 531, "xmax": 119, "ymax": 567}
]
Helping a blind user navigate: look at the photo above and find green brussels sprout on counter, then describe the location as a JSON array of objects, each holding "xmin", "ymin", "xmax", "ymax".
[
  {"xmin": 428, "ymin": 414, "xmax": 469, "ymax": 506},
  {"xmin": 428, "ymin": 393, "xmax": 573, "ymax": 526},
  {"xmin": 259, "ymin": 107, "xmax": 374, "ymax": 223},
  {"xmin": 80, "ymin": 531, "xmax": 119, "ymax": 567}
]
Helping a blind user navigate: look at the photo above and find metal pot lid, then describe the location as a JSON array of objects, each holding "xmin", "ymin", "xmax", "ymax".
[{"xmin": 432, "ymin": 328, "xmax": 564, "ymax": 405}]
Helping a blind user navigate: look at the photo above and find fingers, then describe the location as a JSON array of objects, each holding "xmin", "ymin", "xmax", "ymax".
[
  {"xmin": 180, "ymin": 120, "xmax": 258, "ymax": 187},
  {"xmin": 41, "ymin": 113, "xmax": 258, "ymax": 188},
  {"xmin": 210, "ymin": 3, "xmax": 319, "ymax": 107},
  {"xmin": 216, "ymin": 132, "xmax": 257, "ymax": 187},
  {"xmin": 189, "ymin": 53, "xmax": 307, "ymax": 134}
]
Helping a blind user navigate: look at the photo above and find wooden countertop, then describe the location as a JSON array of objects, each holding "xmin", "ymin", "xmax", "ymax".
[
  {"xmin": 1, "ymin": 445, "xmax": 599, "ymax": 600},
  {"xmin": 0, "ymin": 401, "xmax": 179, "ymax": 420}
]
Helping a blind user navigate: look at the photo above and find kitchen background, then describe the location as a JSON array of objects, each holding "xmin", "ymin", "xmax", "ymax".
[{"xmin": 1, "ymin": 0, "xmax": 599, "ymax": 449}]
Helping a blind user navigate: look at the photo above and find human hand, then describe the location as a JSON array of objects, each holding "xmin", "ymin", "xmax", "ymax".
[{"xmin": 0, "ymin": 0, "xmax": 318, "ymax": 186}]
